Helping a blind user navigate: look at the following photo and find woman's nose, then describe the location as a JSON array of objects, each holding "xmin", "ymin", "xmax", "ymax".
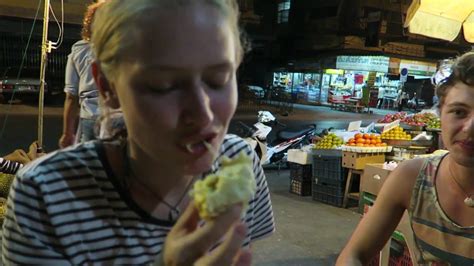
[{"xmin": 181, "ymin": 83, "xmax": 214, "ymax": 127}]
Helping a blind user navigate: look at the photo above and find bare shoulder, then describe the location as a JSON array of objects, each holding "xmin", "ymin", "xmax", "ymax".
[
  {"xmin": 380, "ymin": 158, "xmax": 426, "ymax": 208},
  {"xmin": 391, "ymin": 158, "xmax": 425, "ymax": 180}
]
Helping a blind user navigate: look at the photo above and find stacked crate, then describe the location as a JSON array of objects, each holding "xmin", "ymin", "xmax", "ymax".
[
  {"xmin": 289, "ymin": 163, "xmax": 312, "ymax": 196},
  {"xmin": 311, "ymin": 150, "xmax": 348, "ymax": 207}
]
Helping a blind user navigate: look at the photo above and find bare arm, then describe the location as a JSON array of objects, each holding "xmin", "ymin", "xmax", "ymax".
[
  {"xmin": 336, "ymin": 159, "xmax": 423, "ymax": 265},
  {"xmin": 59, "ymin": 92, "xmax": 79, "ymax": 148}
]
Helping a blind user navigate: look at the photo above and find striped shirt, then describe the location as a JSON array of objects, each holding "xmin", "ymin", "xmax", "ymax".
[
  {"xmin": 0, "ymin": 158, "xmax": 22, "ymax": 175},
  {"xmin": 409, "ymin": 154, "xmax": 474, "ymax": 265},
  {"xmin": 2, "ymin": 134, "xmax": 275, "ymax": 264}
]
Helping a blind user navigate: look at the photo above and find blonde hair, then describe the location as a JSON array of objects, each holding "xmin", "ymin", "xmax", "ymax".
[{"xmin": 91, "ymin": 0, "xmax": 247, "ymax": 80}]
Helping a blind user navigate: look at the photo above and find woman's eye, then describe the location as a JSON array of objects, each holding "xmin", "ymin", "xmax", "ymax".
[
  {"xmin": 451, "ymin": 109, "xmax": 467, "ymax": 117},
  {"xmin": 146, "ymin": 85, "xmax": 175, "ymax": 94},
  {"xmin": 208, "ymin": 82, "xmax": 226, "ymax": 90}
]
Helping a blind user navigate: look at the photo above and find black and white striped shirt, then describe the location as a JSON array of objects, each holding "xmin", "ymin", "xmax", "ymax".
[
  {"xmin": 0, "ymin": 158, "xmax": 22, "ymax": 174},
  {"xmin": 2, "ymin": 135, "xmax": 274, "ymax": 264}
]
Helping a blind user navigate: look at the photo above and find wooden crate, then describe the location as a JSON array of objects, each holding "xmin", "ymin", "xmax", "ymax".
[{"xmin": 342, "ymin": 152, "xmax": 385, "ymax": 170}]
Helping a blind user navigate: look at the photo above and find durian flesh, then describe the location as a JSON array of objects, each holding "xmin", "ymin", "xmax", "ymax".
[{"xmin": 190, "ymin": 151, "xmax": 256, "ymax": 220}]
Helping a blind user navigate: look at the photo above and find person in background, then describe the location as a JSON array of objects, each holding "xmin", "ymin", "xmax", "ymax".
[
  {"xmin": 0, "ymin": 142, "xmax": 45, "ymax": 174},
  {"xmin": 3, "ymin": 0, "xmax": 274, "ymax": 264},
  {"xmin": 59, "ymin": 2, "xmax": 104, "ymax": 148},
  {"xmin": 397, "ymin": 89, "xmax": 409, "ymax": 112},
  {"xmin": 336, "ymin": 52, "xmax": 474, "ymax": 265},
  {"xmin": 432, "ymin": 94, "xmax": 439, "ymax": 107},
  {"xmin": 376, "ymin": 86, "xmax": 385, "ymax": 109}
]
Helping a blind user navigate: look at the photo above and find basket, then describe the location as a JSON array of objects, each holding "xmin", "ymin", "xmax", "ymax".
[
  {"xmin": 290, "ymin": 178, "xmax": 312, "ymax": 196},
  {"xmin": 289, "ymin": 163, "xmax": 312, "ymax": 182},
  {"xmin": 367, "ymin": 243, "xmax": 413, "ymax": 266},
  {"xmin": 383, "ymin": 139, "xmax": 412, "ymax": 147}
]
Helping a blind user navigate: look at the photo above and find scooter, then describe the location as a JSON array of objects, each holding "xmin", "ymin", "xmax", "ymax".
[{"xmin": 236, "ymin": 111, "xmax": 316, "ymax": 166}]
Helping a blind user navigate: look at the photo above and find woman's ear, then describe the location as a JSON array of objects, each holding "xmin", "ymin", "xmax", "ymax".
[{"xmin": 92, "ymin": 62, "xmax": 120, "ymax": 109}]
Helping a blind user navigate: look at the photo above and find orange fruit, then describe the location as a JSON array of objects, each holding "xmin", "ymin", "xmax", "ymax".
[
  {"xmin": 356, "ymin": 138, "xmax": 365, "ymax": 144},
  {"xmin": 354, "ymin": 133, "xmax": 362, "ymax": 139},
  {"xmin": 363, "ymin": 133, "xmax": 370, "ymax": 139},
  {"xmin": 348, "ymin": 138, "xmax": 355, "ymax": 143}
]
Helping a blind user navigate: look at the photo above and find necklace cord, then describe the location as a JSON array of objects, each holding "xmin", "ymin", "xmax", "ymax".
[
  {"xmin": 447, "ymin": 158, "xmax": 473, "ymax": 198},
  {"xmin": 122, "ymin": 141, "xmax": 196, "ymax": 221}
]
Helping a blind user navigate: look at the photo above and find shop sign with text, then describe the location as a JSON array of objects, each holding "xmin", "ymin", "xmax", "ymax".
[
  {"xmin": 399, "ymin": 60, "xmax": 437, "ymax": 76},
  {"xmin": 336, "ymin": 56, "xmax": 389, "ymax": 73}
]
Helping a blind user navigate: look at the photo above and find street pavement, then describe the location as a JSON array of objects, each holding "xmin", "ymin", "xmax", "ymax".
[{"xmin": 252, "ymin": 168, "xmax": 361, "ymax": 266}]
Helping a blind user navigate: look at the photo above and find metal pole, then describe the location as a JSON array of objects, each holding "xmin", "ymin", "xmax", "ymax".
[{"xmin": 38, "ymin": 0, "xmax": 50, "ymax": 152}]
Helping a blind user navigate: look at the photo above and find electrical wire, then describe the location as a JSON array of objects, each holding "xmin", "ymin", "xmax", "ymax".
[
  {"xmin": 0, "ymin": 0, "xmax": 43, "ymax": 143},
  {"xmin": 49, "ymin": 0, "xmax": 64, "ymax": 48}
]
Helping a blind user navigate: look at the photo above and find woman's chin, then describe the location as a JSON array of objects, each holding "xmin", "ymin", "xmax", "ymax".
[{"xmin": 184, "ymin": 158, "xmax": 215, "ymax": 176}]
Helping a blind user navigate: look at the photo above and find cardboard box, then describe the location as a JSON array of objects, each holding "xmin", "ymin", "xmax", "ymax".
[
  {"xmin": 288, "ymin": 149, "xmax": 312, "ymax": 165},
  {"xmin": 360, "ymin": 163, "xmax": 393, "ymax": 196},
  {"xmin": 342, "ymin": 152, "xmax": 385, "ymax": 170}
]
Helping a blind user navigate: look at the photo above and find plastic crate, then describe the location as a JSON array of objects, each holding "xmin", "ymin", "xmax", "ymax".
[
  {"xmin": 367, "ymin": 243, "xmax": 413, "ymax": 266},
  {"xmin": 312, "ymin": 180, "xmax": 345, "ymax": 197},
  {"xmin": 290, "ymin": 178, "xmax": 312, "ymax": 196},
  {"xmin": 312, "ymin": 190, "xmax": 345, "ymax": 207},
  {"xmin": 312, "ymin": 153, "xmax": 346, "ymax": 185},
  {"xmin": 289, "ymin": 163, "xmax": 312, "ymax": 182}
]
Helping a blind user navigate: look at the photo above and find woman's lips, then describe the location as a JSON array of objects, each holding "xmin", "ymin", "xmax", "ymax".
[
  {"xmin": 456, "ymin": 140, "xmax": 474, "ymax": 153},
  {"xmin": 180, "ymin": 134, "xmax": 218, "ymax": 156}
]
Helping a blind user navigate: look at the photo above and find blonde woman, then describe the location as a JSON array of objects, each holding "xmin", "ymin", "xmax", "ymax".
[{"xmin": 3, "ymin": 0, "xmax": 274, "ymax": 264}]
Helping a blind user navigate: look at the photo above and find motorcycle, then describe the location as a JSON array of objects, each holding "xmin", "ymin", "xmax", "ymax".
[{"xmin": 236, "ymin": 111, "xmax": 316, "ymax": 166}]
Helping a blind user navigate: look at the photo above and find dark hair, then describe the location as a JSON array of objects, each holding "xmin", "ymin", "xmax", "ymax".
[{"xmin": 436, "ymin": 52, "xmax": 474, "ymax": 108}]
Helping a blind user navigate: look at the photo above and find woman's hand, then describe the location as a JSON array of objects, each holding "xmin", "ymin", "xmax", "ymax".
[
  {"xmin": 162, "ymin": 203, "xmax": 251, "ymax": 266},
  {"xmin": 3, "ymin": 149, "xmax": 30, "ymax": 164},
  {"xmin": 27, "ymin": 141, "xmax": 46, "ymax": 161}
]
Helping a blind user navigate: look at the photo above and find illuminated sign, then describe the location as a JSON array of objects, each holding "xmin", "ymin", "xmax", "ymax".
[
  {"xmin": 336, "ymin": 56, "xmax": 390, "ymax": 73},
  {"xmin": 399, "ymin": 60, "xmax": 437, "ymax": 76}
]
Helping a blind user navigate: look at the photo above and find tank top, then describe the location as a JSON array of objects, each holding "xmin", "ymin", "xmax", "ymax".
[{"xmin": 409, "ymin": 154, "xmax": 474, "ymax": 265}]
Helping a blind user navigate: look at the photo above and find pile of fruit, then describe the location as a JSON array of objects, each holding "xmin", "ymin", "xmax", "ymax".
[
  {"xmin": 381, "ymin": 126, "xmax": 412, "ymax": 140},
  {"xmin": 346, "ymin": 133, "xmax": 387, "ymax": 147},
  {"xmin": 378, "ymin": 112, "xmax": 441, "ymax": 128},
  {"xmin": 0, "ymin": 173, "xmax": 14, "ymax": 198},
  {"xmin": 377, "ymin": 112, "xmax": 407, "ymax": 123},
  {"xmin": 425, "ymin": 116, "xmax": 441, "ymax": 129},
  {"xmin": 314, "ymin": 133, "xmax": 344, "ymax": 149}
]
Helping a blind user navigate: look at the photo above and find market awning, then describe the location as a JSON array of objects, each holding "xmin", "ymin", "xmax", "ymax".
[{"xmin": 404, "ymin": 0, "xmax": 474, "ymax": 43}]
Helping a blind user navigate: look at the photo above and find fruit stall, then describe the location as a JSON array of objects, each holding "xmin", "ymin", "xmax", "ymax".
[{"xmin": 287, "ymin": 110, "xmax": 444, "ymax": 266}]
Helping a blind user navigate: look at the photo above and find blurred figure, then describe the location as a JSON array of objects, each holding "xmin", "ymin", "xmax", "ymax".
[
  {"xmin": 376, "ymin": 86, "xmax": 385, "ymax": 108},
  {"xmin": 59, "ymin": 2, "xmax": 105, "ymax": 148}
]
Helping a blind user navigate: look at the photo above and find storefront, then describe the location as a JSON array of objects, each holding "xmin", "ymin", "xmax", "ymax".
[{"xmin": 271, "ymin": 55, "xmax": 437, "ymax": 107}]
